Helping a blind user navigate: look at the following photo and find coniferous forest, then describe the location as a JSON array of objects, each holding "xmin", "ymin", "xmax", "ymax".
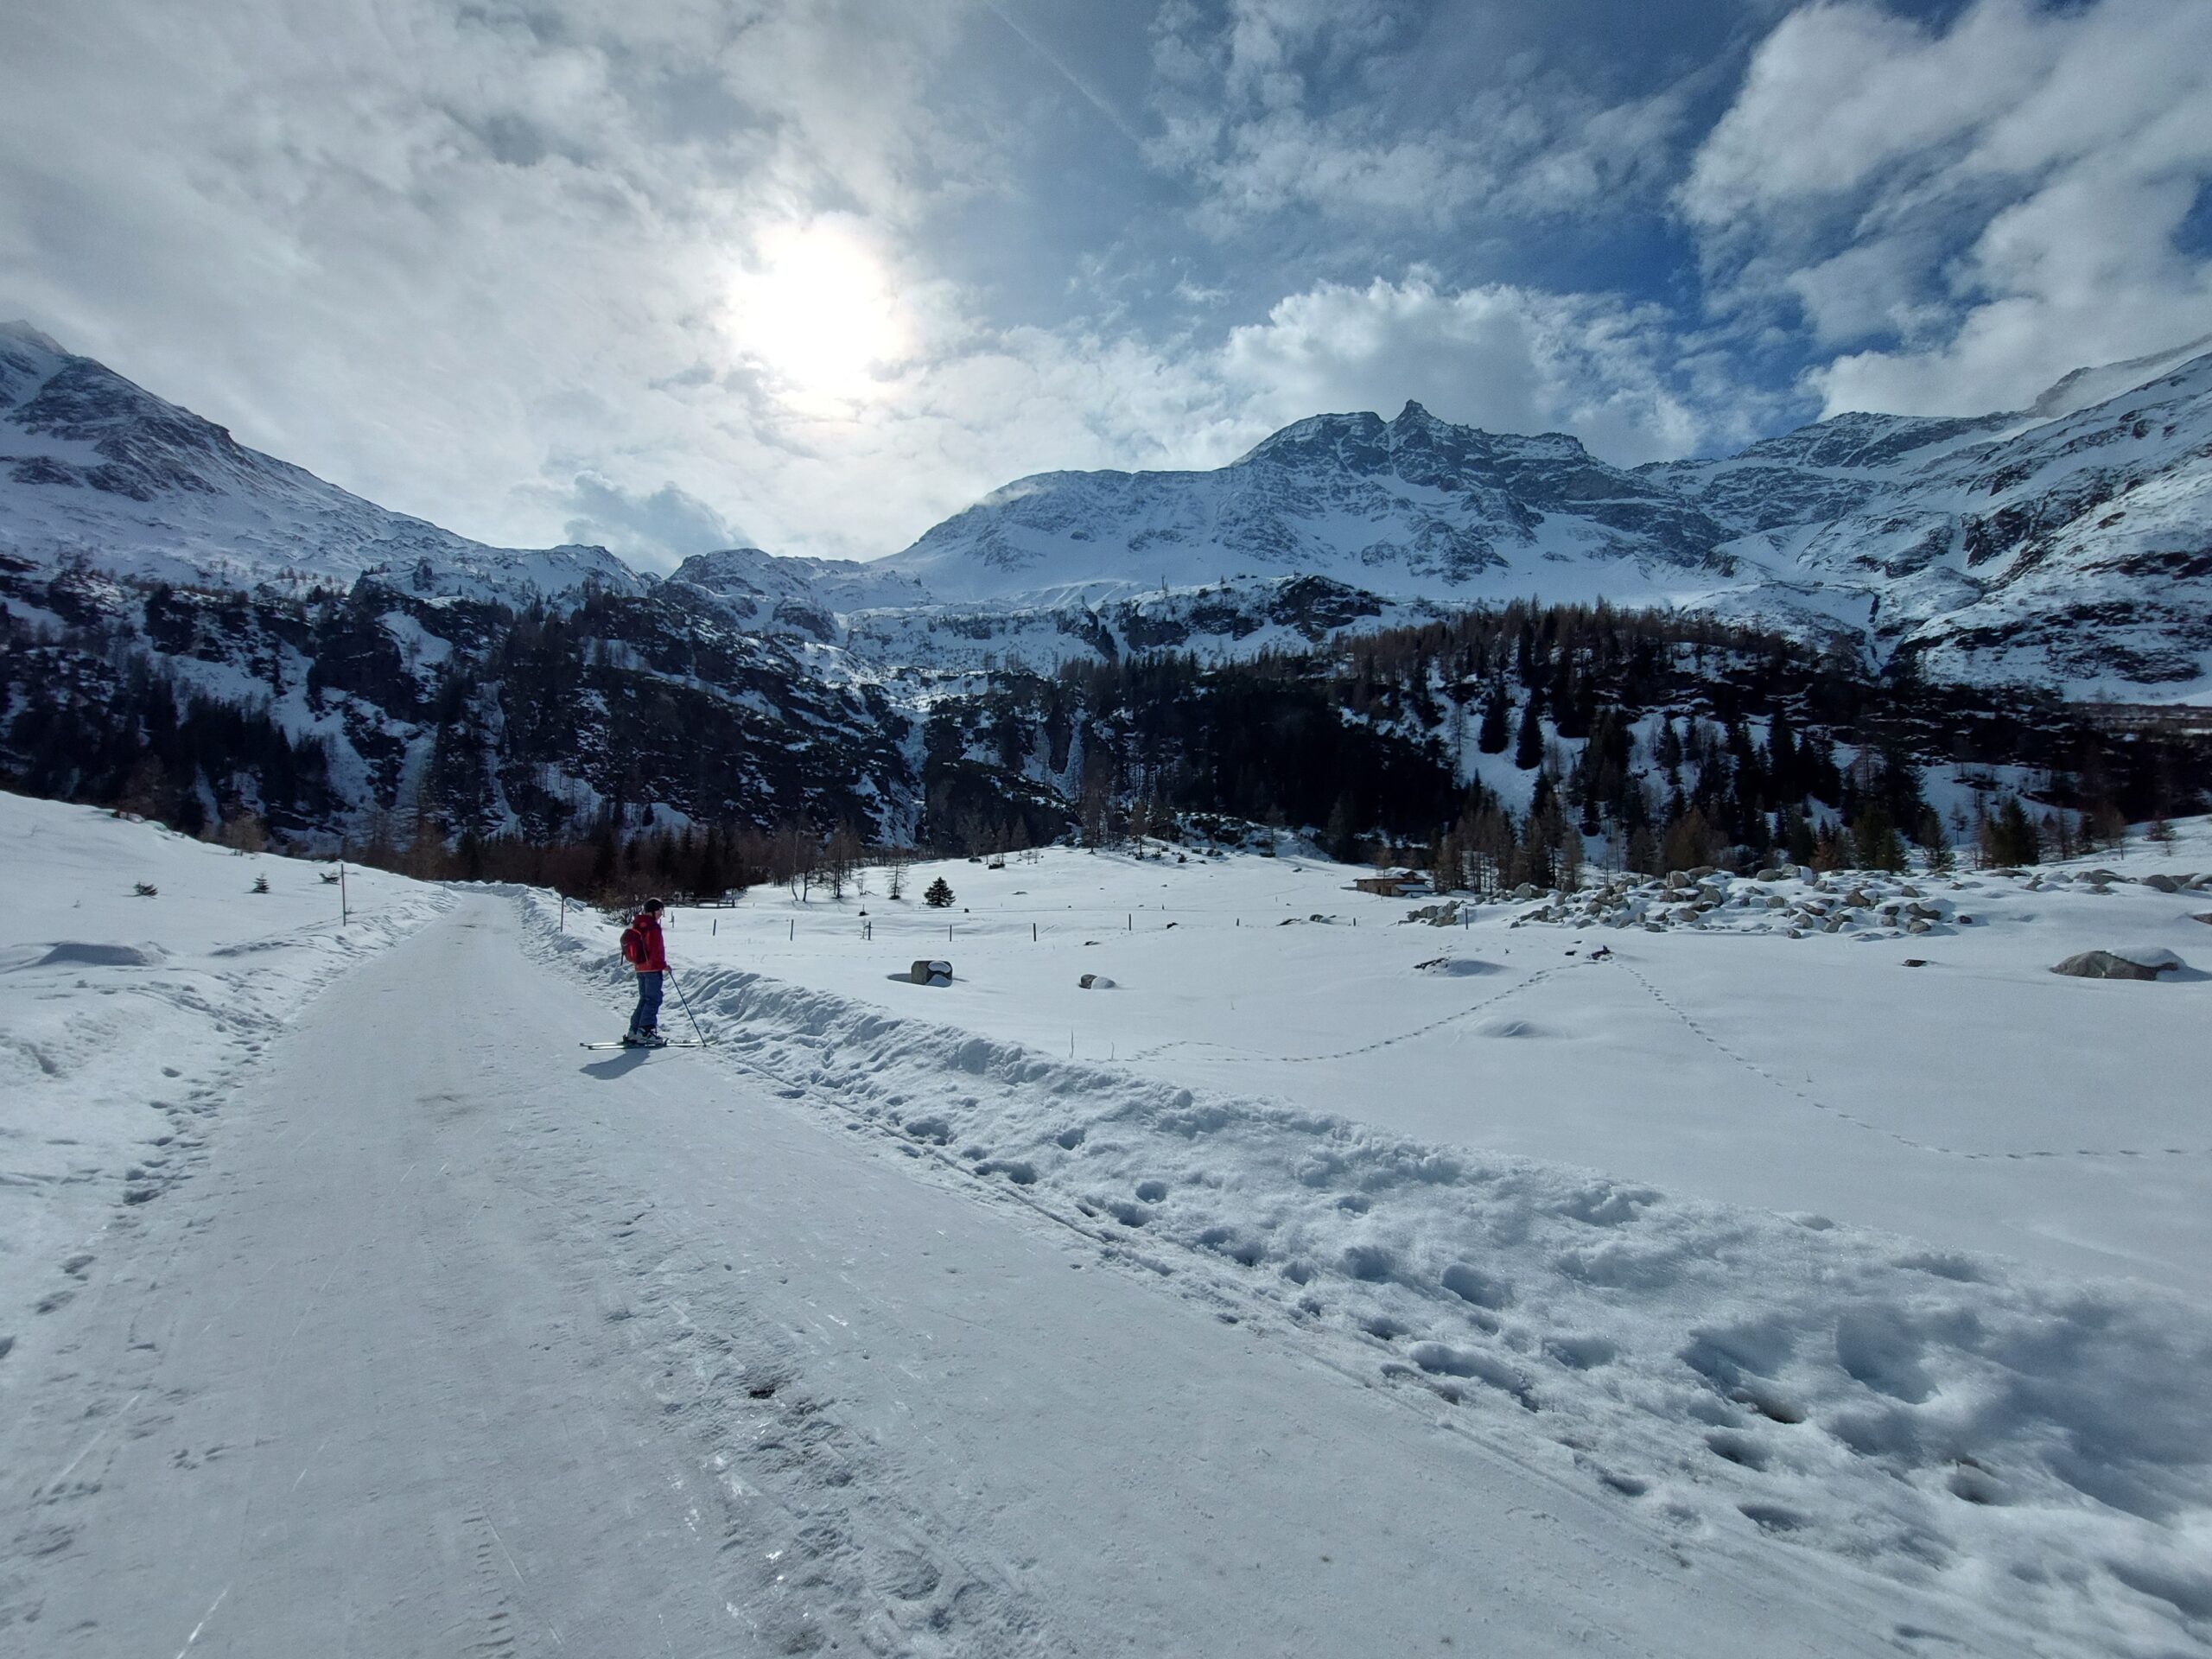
[{"xmin": 3, "ymin": 556, "xmax": 2206, "ymax": 902}]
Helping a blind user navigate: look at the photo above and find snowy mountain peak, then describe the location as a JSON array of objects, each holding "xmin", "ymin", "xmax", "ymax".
[
  {"xmin": 2026, "ymin": 334, "xmax": 2212, "ymax": 420},
  {"xmin": 0, "ymin": 319, "xmax": 67, "ymax": 361},
  {"xmin": 0, "ymin": 321, "xmax": 72, "ymax": 410},
  {"xmin": 0, "ymin": 327, "xmax": 645, "ymax": 603},
  {"xmin": 884, "ymin": 400, "xmax": 1720, "ymax": 607},
  {"xmin": 6, "ymin": 324, "xmax": 2212, "ymax": 697}
]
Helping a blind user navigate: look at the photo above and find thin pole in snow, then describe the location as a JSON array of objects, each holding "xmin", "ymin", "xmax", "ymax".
[
  {"xmin": 666, "ymin": 966, "xmax": 711, "ymax": 1046},
  {"xmin": 339, "ymin": 861, "xmax": 348, "ymax": 926},
  {"xmin": 712, "ymin": 918, "xmax": 717, "ymax": 936},
  {"xmin": 1033, "ymin": 923, "xmax": 1038, "ymax": 942},
  {"xmin": 789, "ymin": 918, "xmax": 795, "ymax": 942}
]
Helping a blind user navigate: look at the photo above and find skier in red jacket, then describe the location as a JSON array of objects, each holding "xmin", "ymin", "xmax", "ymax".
[{"xmin": 620, "ymin": 899, "xmax": 669, "ymax": 1046}]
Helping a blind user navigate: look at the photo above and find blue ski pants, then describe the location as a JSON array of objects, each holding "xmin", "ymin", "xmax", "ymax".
[{"xmin": 629, "ymin": 969, "xmax": 664, "ymax": 1035}]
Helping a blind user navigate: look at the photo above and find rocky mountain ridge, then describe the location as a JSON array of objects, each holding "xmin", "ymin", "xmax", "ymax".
[
  {"xmin": 3, "ymin": 320, "xmax": 2210, "ymax": 707},
  {"xmin": 877, "ymin": 352, "xmax": 2212, "ymax": 699}
]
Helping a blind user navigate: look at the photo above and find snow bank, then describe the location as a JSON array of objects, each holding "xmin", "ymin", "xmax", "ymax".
[
  {"xmin": 0, "ymin": 795, "xmax": 444, "ymax": 1371},
  {"xmin": 524, "ymin": 889, "xmax": 2212, "ymax": 1657}
]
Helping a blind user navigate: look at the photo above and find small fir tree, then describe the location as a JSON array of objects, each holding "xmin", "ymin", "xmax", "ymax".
[
  {"xmin": 924, "ymin": 875, "xmax": 955, "ymax": 908},
  {"xmin": 1512, "ymin": 701, "xmax": 1545, "ymax": 771},
  {"xmin": 1477, "ymin": 688, "xmax": 1510, "ymax": 754}
]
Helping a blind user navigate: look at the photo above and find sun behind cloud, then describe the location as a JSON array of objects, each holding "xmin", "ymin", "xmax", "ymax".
[{"xmin": 721, "ymin": 219, "xmax": 914, "ymax": 412}]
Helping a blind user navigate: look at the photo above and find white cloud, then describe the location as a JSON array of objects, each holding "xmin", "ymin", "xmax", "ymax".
[
  {"xmin": 0, "ymin": 0, "xmax": 1750, "ymax": 572},
  {"xmin": 557, "ymin": 474, "xmax": 753, "ymax": 571},
  {"xmin": 1219, "ymin": 274, "xmax": 1711, "ymax": 462},
  {"xmin": 1686, "ymin": 0, "xmax": 2212, "ymax": 415},
  {"xmin": 563, "ymin": 270, "xmax": 1723, "ymax": 564},
  {"xmin": 1144, "ymin": 0, "xmax": 1694, "ymax": 232},
  {"xmin": 0, "ymin": 0, "xmax": 991, "ymax": 557}
]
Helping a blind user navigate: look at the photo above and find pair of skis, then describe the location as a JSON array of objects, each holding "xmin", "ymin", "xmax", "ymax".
[{"xmin": 587, "ymin": 963, "xmax": 715, "ymax": 1051}]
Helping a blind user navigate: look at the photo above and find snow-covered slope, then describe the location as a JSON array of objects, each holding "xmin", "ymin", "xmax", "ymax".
[
  {"xmin": 1661, "ymin": 351, "xmax": 2212, "ymax": 697},
  {"xmin": 527, "ymin": 832, "xmax": 2212, "ymax": 1656},
  {"xmin": 0, "ymin": 321, "xmax": 640, "ymax": 604},
  {"xmin": 0, "ymin": 879, "xmax": 1993, "ymax": 1658}
]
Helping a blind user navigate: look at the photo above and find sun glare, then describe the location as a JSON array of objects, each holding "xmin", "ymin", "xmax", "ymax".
[{"xmin": 724, "ymin": 223, "xmax": 909, "ymax": 409}]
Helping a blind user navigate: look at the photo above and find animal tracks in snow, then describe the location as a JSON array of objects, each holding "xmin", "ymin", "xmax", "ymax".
[{"xmin": 1618, "ymin": 958, "xmax": 2212, "ymax": 1161}]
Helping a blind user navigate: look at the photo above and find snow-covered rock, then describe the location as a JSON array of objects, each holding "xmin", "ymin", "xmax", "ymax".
[{"xmin": 2052, "ymin": 945, "xmax": 2184, "ymax": 979}]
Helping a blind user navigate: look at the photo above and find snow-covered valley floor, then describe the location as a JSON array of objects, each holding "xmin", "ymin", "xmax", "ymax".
[{"xmin": 2, "ymin": 797, "xmax": 2208, "ymax": 1655}]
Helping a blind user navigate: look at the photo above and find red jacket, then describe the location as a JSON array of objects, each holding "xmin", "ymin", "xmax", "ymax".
[{"xmin": 620, "ymin": 912, "xmax": 668, "ymax": 973}]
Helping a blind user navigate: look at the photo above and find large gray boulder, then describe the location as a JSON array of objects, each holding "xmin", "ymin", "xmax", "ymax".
[
  {"xmin": 2050, "ymin": 948, "xmax": 2183, "ymax": 981},
  {"xmin": 909, "ymin": 958, "xmax": 954, "ymax": 986}
]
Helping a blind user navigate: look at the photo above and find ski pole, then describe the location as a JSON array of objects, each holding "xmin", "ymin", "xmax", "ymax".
[{"xmin": 666, "ymin": 966, "xmax": 712, "ymax": 1046}]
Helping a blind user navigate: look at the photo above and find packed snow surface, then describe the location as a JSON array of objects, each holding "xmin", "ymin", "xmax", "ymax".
[{"xmin": 0, "ymin": 796, "xmax": 442, "ymax": 1336}]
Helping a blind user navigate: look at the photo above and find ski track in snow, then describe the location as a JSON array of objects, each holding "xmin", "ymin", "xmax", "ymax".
[
  {"xmin": 0, "ymin": 799, "xmax": 448, "ymax": 1377},
  {"xmin": 11, "ymin": 891, "xmax": 1940, "ymax": 1657},
  {"xmin": 1119, "ymin": 959, "xmax": 1590, "ymax": 1065},
  {"xmin": 2, "ymin": 901, "xmax": 1052, "ymax": 1656},
  {"xmin": 527, "ymin": 890, "xmax": 2212, "ymax": 1658}
]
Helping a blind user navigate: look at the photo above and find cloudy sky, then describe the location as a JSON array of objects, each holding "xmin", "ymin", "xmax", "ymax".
[{"xmin": 5, "ymin": 0, "xmax": 2210, "ymax": 568}]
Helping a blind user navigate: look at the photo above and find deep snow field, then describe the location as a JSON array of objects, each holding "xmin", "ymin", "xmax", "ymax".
[
  {"xmin": 630, "ymin": 836, "xmax": 2212, "ymax": 1289},
  {"xmin": 0, "ymin": 796, "xmax": 442, "ymax": 1347},
  {"xmin": 2, "ymin": 789, "xmax": 2209, "ymax": 1656},
  {"xmin": 531, "ymin": 832, "xmax": 2212, "ymax": 1656}
]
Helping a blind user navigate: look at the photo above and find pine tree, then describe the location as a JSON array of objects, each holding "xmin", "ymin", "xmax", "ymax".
[
  {"xmin": 1325, "ymin": 796, "xmax": 1360, "ymax": 863},
  {"xmin": 1992, "ymin": 797, "xmax": 2041, "ymax": 866},
  {"xmin": 1477, "ymin": 687, "xmax": 1510, "ymax": 754},
  {"xmin": 1512, "ymin": 700, "xmax": 1544, "ymax": 771},
  {"xmin": 924, "ymin": 875, "xmax": 955, "ymax": 908},
  {"xmin": 1849, "ymin": 804, "xmax": 1907, "ymax": 872}
]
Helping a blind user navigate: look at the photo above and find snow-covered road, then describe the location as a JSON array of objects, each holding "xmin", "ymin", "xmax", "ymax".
[{"xmin": 1, "ymin": 896, "xmax": 1975, "ymax": 1656}]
